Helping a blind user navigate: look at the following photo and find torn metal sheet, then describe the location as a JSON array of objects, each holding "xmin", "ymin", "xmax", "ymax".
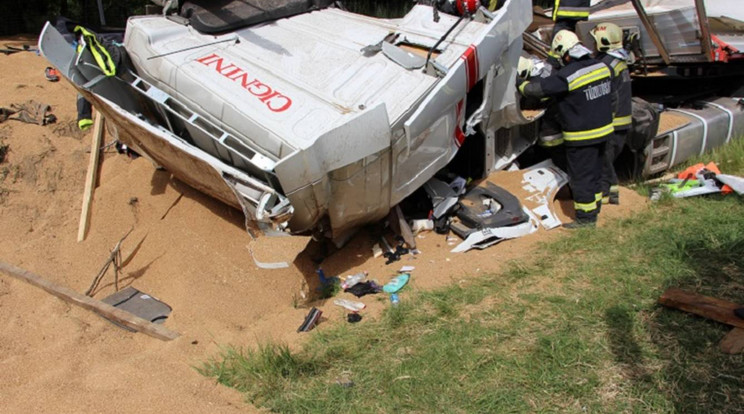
[
  {"xmin": 716, "ymin": 174, "xmax": 744, "ymax": 194},
  {"xmin": 382, "ymin": 41, "xmax": 426, "ymax": 70},
  {"xmin": 424, "ymin": 177, "xmax": 459, "ymax": 219},
  {"xmin": 451, "ymin": 207, "xmax": 539, "ymax": 253}
]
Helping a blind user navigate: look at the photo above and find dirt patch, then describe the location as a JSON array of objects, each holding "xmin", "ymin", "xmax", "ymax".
[{"xmin": 0, "ymin": 39, "xmax": 647, "ymax": 413}]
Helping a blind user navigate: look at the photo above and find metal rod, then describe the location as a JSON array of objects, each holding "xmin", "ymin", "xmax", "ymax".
[
  {"xmin": 147, "ymin": 37, "xmax": 238, "ymax": 60},
  {"xmin": 630, "ymin": 0, "xmax": 671, "ymax": 65},
  {"xmin": 426, "ymin": 15, "xmax": 466, "ymax": 70}
]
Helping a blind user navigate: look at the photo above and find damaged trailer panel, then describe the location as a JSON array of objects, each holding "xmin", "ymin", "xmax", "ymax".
[{"xmin": 40, "ymin": 1, "xmax": 532, "ymax": 241}]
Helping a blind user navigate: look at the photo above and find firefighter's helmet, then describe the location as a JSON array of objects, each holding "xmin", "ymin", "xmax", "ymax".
[
  {"xmin": 591, "ymin": 22, "xmax": 623, "ymax": 52},
  {"xmin": 456, "ymin": 0, "xmax": 480, "ymax": 15},
  {"xmin": 551, "ymin": 30, "xmax": 580, "ymax": 58},
  {"xmin": 517, "ymin": 56, "xmax": 534, "ymax": 79}
]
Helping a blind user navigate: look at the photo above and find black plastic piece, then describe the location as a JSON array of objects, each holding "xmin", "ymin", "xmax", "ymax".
[{"xmin": 452, "ymin": 182, "xmax": 528, "ymax": 238}]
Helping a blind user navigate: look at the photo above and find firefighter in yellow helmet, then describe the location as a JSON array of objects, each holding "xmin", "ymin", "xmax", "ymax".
[
  {"xmin": 592, "ymin": 22, "xmax": 632, "ymax": 205},
  {"xmin": 519, "ymin": 30, "xmax": 614, "ymax": 228},
  {"xmin": 517, "ymin": 55, "xmax": 566, "ymax": 171}
]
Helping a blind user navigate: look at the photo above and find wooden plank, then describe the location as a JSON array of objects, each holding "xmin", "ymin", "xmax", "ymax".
[
  {"xmin": 77, "ymin": 111, "xmax": 105, "ymax": 242},
  {"xmin": 720, "ymin": 328, "xmax": 744, "ymax": 354},
  {"xmin": 659, "ymin": 287, "xmax": 744, "ymax": 329},
  {"xmin": 0, "ymin": 261, "xmax": 179, "ymax": 341}
]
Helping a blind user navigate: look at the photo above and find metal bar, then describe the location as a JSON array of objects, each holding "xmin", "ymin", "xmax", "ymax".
[
  {"xmin": 694, "ymin": 0, "xmax": 714, "ymax": 62},
  {"xmin": 629, "ymin": 0, "xmax": 671, "ymax": 65}
]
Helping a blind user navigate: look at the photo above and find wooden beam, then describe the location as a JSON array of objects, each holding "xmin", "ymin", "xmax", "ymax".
[
  {"xmin": 630, "ymin": 0, "xmax": 671, "ymax": 65},
  {"xmin": 694, "ymin": 0, "xmax": 714, "ymax": 62},
  {"xmin": 0, "ymin": 261, "xmax": 180, "ymax": 341},
  {"xmin": 720, "ymin": 328, "xmax": 744, "ymax": 354},
  {"xmin": 659, "ymin": 287, "xmax": 744, "ymax": 329},
  {"xmin": 78, "ymin": 111, "xmax": 105, "ymax": 242}
]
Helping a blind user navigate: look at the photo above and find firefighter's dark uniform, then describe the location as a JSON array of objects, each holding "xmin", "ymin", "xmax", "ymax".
[
  {"xmin": 597, "ymin": 52, "xmax": 632, "ymax": 204},
  {"xmin": 521, "ymin": 55, "xmax": 614, "ymax": 223},
  {"xmin": 552, "ymin": 0, "xmax": 591, "ymax": 38}
]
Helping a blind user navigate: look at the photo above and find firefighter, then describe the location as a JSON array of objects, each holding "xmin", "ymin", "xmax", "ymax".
[
  {"xmin": 592, "ymin": 22, "xmax": 632, "ymax": 205},
  {"xmin": 552, "ymin": 0, "xmax": 591, "ymax": 39},
  {"xmin": 519, "ymin": 30, "xmax": 614, "ymax": 228},
  {"xmin": 517, "ymin": 56, "xmax": 567, "ymax": 172}
]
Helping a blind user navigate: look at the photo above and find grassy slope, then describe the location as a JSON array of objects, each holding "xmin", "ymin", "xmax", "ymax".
[{"xmin": 201, "ymin": 139, "xmax": 744, "ymax": 413}]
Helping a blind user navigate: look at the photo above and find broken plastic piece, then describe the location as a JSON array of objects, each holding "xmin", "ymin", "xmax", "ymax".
[
  {"xmin": 451, "ymin": 208, "xmax": 538, "ymax": 253},
  {"xmin": 333, "ymin": 298, "xmax": 366, "ymax": 312},
  {"xmin": 399, "ymin": 265, "xmax": 415, "ymax": 273},
  {"xmin": 248, "ymin": 246, "xmax": 289, "ymax": 269},
  {"xmin": 716, "ymin": 174, "xmax": 744, "ymax": 195},
  {"xmin": 297, "ymin": 307, "xmax": 322, "ymax": 332},
  {"xmin": 345, "ymin": 281, "xmax": 382, "ymax": 298}
]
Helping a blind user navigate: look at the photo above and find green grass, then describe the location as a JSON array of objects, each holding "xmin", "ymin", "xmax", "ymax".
[{"xmin": 200, "ymin": 143, "xmax": 744, "ymax": 413}]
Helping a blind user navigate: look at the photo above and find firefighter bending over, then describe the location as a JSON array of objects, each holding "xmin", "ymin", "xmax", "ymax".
[{"xmin": 519, "ymin": 30, "xmax": 614, "ymax": 228}]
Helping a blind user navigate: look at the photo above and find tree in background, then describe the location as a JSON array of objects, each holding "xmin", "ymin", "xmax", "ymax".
[{"xmin": 0, "ymin": 0, "xmax": 549, "ymax": 36}]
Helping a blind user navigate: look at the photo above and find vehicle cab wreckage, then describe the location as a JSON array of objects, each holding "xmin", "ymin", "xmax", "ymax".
[
  {"xmin": 39, "ymin": 0, "xmax": 744, "ymax": 246},
  {"xmin": 39, "ymin": 0, "xmax": 533, "ymax": 244}
]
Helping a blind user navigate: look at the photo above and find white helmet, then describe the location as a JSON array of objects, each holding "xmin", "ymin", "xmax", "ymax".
[
  {"xmin": 591, "ymin": 22, "xmax": 624, "ymax": 52},
  {"xmin": 551, "ymin": 30, "xmax": 580, "ymax": 58},
  {"xmin": 517, "ymin": 56, "xmax": 534, "ymax": 79}
]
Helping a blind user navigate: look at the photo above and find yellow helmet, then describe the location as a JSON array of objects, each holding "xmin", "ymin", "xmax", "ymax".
[
  {"xmin": 517, "ymin": 56, "xmax": 534, "ymax": 79},
  {"xmin": 551, "ymin": 30, "xmax": 580, "ymax": 58},
  {"xmin": 591, "ymin": 22, "xmax": 623, "ymax": 52}
]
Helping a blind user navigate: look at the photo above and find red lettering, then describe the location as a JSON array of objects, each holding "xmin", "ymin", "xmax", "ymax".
[
  {"xmin": 195, "ymin": 53, "xmax": 293, "ymax": 112},
  {"xmin": 266, "ymin": 95, "xmax": 292, "ymax": 112},
  {"xmin": 246, "ymin": 80, "xmax": 272, "ymax": 97}
]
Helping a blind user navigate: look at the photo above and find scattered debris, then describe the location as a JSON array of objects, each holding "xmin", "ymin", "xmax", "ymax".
[
  {"xmin": 371, "ymin": 243, "xmax": 383, "ymax": 258},
  {"xmin": 341, "ymin": 272, "xmax": 367, "ymax": 290},
  {"xmin": 347, "ymin": 313, "xmax": 362, "ymax": 323},
  {"xmin": 333, "ymin": 298, "xmax": 365, "ymax": 312},
  {"xmin": 451, "ymin": 211, "xmax": 539, "ymax": 253},
  {"xmin": 383, "ymin": 273, "xmax": 410, "ymax": 294},
  {"xmin": 650, "ymin": 162, "xmax": 742, "ymax": 200},
  {"xmin": 1, "ymin": 101, "xmax": 57, "ymax": 125},
  {"xmin": 0, "ymin": 261, "xmax": 179, "ymax": 341},
  {"xmin": 101, "ymin": 286, "xmax": 172, "ymax": 331},
  {"xmin": 345, "ymin": 281, "xmax": 382, "ymax": 298},
  {"xmin": 450, "ymin": 182, "xmax": 529, "ymax": 239},
  {"xmin": 399, "ymin": 265, "xmax": 415, "ymax": 273},
  {"xmin": 44, "ymin": 66, "xmax": 60, "ymax": 82},
  {"xmin": 297, "ymin": 307, "xmax": 322, "ymax": 332},
  {"xmin": 390, "ymin": 293, "xmax": 400, "ymax": 306}
]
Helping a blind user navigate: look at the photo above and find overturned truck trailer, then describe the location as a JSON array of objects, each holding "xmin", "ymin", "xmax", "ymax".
[{"xmin": 40, "ymin": 0, "xmax": 532, "ymax": 242}]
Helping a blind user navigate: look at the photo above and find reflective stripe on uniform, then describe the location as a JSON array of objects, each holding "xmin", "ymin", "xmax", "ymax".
[
  {"xmin": 74, "ymin": 26, "xmax": 116, "ymax": 77},
  {"xmin": 613, "ymin": 114, "xmax": 632, "ymax": 127},
  {"xmin": 567, "ymin": 63, "xmax": 611, "ymax": 91},
  {"xmin": 562, "ymin": 122, "xmax": 614, "ymax": 142},
  {"xmin": 611, "ymin": 60, "xmax": 628, "ymax": 76},
  {"xmin": 552, "ymin": 0, "xmax": 589, "ymax": 19},
  {"xmin": 595, "ymin": 192, "xmax": 603, "ymax": 202},
  {"xmin": 539, "ymin": 133, "xmax": 564, "ymax": 147},
  {"xmin": 609, "ymin": 185, "xmax": 620, "ymax": 194},
  {"xmin": 555, "ymin": 7, "xmax": 590, "ymax": 18},
  {"xmin": 574, "ymin": 199, "xmax": 598, "ymax": 212},
  {"xmin": 602, "ymin": 196, "xmax": 610, "ymax": 203}
]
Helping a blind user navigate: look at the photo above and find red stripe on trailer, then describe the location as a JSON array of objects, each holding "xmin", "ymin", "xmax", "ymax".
[
  {"xmin": 460, "ymin": 45, "xmax": 479, "ymax": 91},
  {"xmin": 453, "ymin": 99, "xmax": 466, "ymax": 147}
]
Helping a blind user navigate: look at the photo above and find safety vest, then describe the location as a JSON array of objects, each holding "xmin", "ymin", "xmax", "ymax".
[
  {"xmin": 598, "ymin": 52, "xmax": 633, "ymax": 131},
  {"xmin": 74, "ymin": 26, "xmax": 117, "ymax": 77},
  {"xmin": 552, "ymin": 0, "xmax": 590, "ymax": 21}
]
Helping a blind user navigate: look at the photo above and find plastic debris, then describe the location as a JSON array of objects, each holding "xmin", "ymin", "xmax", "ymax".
[
  {"xmin": 383, "ymin": 273, "xmax": 410, "ymax": 293},
  {"xmin": 333, "ymin": 298, "xmax": 366, "ymax": 312},
  {"xmin": 297, "ymin": 307, "xmax": 322, "ymax": 332},
  {"xmin": 345, "ymin": 281, "xmax": 382, "ymax": 298}
]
